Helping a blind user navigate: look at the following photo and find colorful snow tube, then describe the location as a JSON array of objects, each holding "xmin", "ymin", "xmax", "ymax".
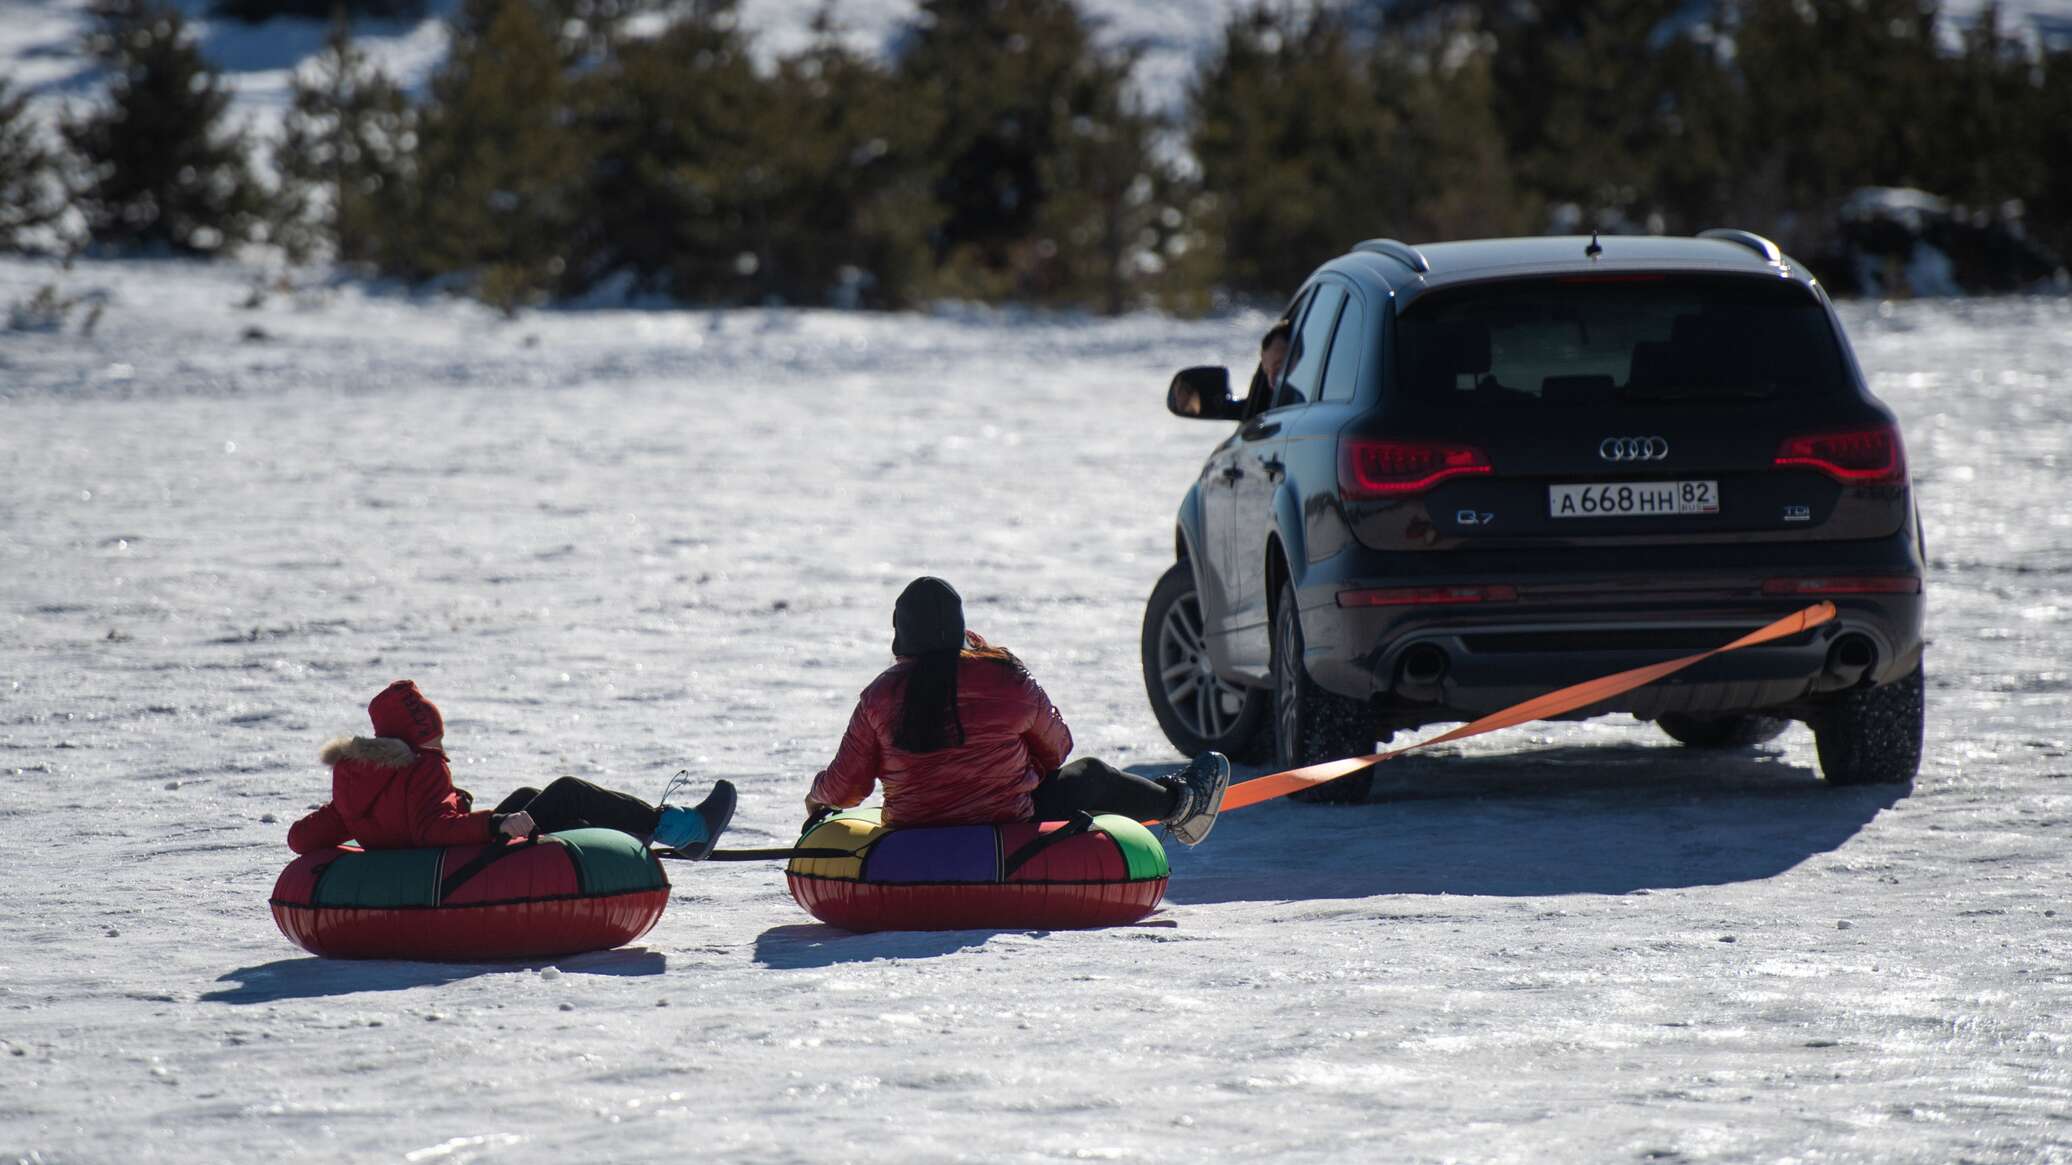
[
  {"xmin": 271, "ymin": 828, "xmax": 670, "ymax": 961},
  {"xmin": 786, "ymin": 809, "xmax": 1169, "ymax": 932}
]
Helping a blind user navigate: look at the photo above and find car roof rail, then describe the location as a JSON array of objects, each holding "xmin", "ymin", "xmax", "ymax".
[
  {"xmin": 1352, "ymin": 238, "xmax": 1431, "ymax": 274},
  {"xmin": 1698, "ymin": 228, "xmax": 1786, "ymax": 267}
]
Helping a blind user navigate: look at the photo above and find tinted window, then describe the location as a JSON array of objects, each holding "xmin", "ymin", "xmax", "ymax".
[
  {"xmin": 1394, "ymin": 276, "xmax": 1848, "ymax": 407},
  {"xmin": 1277, "ymin": 284, "xmax": 1346, "ymax": 408},
  {"xmin": 1319, "ymin": 295, "xmax": 1366, "ymax": 403}
]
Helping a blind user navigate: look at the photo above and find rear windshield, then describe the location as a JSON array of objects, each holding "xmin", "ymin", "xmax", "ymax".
[{"xmin": 1394, "ymin": 276, "xmax": 1849, "ymax": 407}]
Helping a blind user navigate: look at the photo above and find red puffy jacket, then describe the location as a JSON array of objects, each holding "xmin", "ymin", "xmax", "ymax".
[
  {"xmin": 809, "ymin": 655, "xmax": 1073, "ymax": 828},
  {"xmin": 287, "ymin": 736, "xmax": 496, "ymax": 854}
]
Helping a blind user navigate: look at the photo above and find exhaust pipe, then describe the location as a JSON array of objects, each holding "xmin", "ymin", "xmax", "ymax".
[
  {"xmin": 1817, "ymin": 634, "xmax": 1876, "ymax": 690},
  {"xmin": 1399, "ymin": 643, "xmax": 1450, "ymax": 688}
]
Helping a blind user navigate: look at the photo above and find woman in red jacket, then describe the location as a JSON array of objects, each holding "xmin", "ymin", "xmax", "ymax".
[
  {"xmin": 288, "ymin": 680, "xmax": 734, "ymax": 857},
  {"xmin": 806, "ymin": 577, "xmax": 1229, "ymax": 844}
]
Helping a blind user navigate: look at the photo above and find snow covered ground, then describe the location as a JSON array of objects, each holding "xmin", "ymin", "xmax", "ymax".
[{"xmin": 2, "ymin": 255, "xmax": 2070, "ymax": 1163}]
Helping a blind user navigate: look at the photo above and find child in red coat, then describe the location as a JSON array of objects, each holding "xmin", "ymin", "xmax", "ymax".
[{"xmin": 288, "ymin": 680, "xmax": 733, "ymax": 856}]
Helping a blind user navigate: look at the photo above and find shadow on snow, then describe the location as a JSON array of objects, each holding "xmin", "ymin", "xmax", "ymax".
[
  {"xmin": 1158, "ymin": 742, "xmax": 1908, "ymax": 904},
  {"xmin": 201, "ymin": 945, "xmax": 667, "ymax": 1003},
  {"xmin": 750, "ymin": 923, "xmax": 1011, "ymax": 969}
]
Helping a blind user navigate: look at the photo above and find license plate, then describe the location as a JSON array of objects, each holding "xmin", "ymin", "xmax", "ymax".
[{"xmin": 1550, "ymin": 480, "xmax": 1719, "ymax": 518}]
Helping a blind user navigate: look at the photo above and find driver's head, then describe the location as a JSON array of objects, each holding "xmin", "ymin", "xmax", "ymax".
[{"xmin": 1260, "ymin": 318, "xmax": 1294, "ymax": 382}]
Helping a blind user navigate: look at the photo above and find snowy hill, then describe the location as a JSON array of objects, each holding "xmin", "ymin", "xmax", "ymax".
[{"xmin": 3, "ymin": 253, "xmax": 2071, "ymax": 1162}]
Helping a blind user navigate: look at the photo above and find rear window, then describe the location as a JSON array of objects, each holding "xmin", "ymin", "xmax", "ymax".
[{"xmin": 1395, "ymin": 276, "xmax": 1849, "ymax": 407}]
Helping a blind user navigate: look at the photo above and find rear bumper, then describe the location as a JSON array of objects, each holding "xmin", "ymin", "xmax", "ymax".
[{"xmin": 1301, "ymin": 569, "xmax": 1924, "ymax": 723}]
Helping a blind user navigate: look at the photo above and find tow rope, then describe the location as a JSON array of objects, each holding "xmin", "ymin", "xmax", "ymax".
[{"xmin": 1216, "ymin": 600, "xmax": 1837, "ymax": 811}]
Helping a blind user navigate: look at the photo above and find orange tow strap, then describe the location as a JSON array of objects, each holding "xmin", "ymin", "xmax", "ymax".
[{"xmin": 1214, "ymin": 600, "xmax": 1837, "ymax": 812}]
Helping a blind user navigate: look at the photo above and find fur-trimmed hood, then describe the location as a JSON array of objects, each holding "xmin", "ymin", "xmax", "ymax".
[
  {"xmin": 289, "ymin": 733, "xmax": 485, "ymax": 854},
  {"xmin": 319, "ymin": 736, "xmax": 418, "ymax": 768}
]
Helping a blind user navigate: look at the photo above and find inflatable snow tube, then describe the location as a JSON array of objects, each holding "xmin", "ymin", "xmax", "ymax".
[
  {"xmin": 786, "ymin": 808, "xmax": 1168, "ymax": 932},
  {"xmin": 270, "ymin": 828, "xmax": 670, "ymax": 961}
]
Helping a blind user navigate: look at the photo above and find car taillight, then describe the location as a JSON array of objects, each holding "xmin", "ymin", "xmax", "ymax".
[
  {"xmin": 1762, "ymin": 576, "xmax": 1922, "ymax": 596},
  {"xmin": 1339, "ymin": 439, "xmax": 1491, "ymax": 498},
  {"xmin": 1773, "ymin": 425, "xmax": 1906, "ymax": 484},
  {"xmin": 1337, "ymin": 584, "xmax": 1519, "ymax": 608}
]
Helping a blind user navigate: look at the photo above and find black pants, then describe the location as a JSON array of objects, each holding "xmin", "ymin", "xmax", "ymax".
[
  {"xmin": 1029, "ymin": 757, "xmax": 1176, "ymax": 822},
  {"xmin": 494, "ymin": 777, "xmax": 661, "ymax": 837}
]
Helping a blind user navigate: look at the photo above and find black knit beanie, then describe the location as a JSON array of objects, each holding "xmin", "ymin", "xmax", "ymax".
[{"xmin": 892, "ymin": 576, "xmax": 964, "ymax": 657}]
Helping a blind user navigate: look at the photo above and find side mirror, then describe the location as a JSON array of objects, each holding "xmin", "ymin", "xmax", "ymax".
[{"xmin": 1168, "ymin": 365, "xmax": 1238, "ymax": 420}]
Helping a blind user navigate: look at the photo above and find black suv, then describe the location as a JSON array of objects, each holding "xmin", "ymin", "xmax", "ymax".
[{"xmin": 1141, "ymin": 232, "xmax": 1925, "ymax": 800}]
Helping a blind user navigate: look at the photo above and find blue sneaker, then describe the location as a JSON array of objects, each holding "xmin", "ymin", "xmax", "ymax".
[{"xmin": 653, "ymin": 778, "xmax": 735, "ymax": 858}]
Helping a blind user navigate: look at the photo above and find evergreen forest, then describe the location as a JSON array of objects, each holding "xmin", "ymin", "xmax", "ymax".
[{"xmin": 4, "ymin": 0, "xmax": 2068, "ymax": 310}]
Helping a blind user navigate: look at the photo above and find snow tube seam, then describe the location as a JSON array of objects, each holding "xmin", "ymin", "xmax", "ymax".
[
  {"xmin": 271, "ymin": 888, "xmax": 672, "ymax": 962},
  {"xmin": 268, "ymin": 884, "xmax": 666, "ymax": 912},
  {"xmin": 786, "ymin": 873, "xmax": 1165, "ymax": 889}
]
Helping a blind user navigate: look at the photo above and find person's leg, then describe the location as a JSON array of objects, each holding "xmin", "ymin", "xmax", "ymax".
[
  {"xmin": 492, "ymin": 787, "xmax": 541, "ymax": 815},
  {"xmin": 1030, "ymin": 757, "xmax": 1178, "ymax": 821},
  {"xmin": 521, "ymin": 777, "xmax": 663, "ymax": 837}
]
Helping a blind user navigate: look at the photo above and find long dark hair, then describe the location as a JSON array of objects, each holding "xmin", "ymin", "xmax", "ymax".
[{"xmin": 893, "ymin": 631, "xmax": 1027, "ymax": 753}]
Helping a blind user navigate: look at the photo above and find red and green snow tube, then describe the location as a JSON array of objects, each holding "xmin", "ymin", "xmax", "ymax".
[
  {"xmin": 271, "ymin": 828, "xmax": 670, "ymax": 961},
  {"xmin": 786, "ymin": 808, "xmax": 1169, "ymax": 932}
]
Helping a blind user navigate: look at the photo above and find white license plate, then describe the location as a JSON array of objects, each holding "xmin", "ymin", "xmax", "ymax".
[{"xmin": 1550, "ymin": 480, "xmax": 1719, "ymax": 518}]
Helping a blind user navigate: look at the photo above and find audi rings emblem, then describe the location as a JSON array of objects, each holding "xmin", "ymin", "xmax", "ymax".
[{"xmin": 1598, "ymin": 436, "xmax": 1670, "ymax": 461}]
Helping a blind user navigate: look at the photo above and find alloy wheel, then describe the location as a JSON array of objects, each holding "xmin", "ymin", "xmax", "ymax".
[{"xmin": 1156, "ymin": 591, "xmax": 1251, "ymax": 741}]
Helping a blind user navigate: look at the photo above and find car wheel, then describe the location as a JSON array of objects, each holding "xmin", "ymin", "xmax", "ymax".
[
  {"xmin": 1272, "ymin": 579, "xmax": 1375, "ymax": 804},
  {"xmin": 1813, "ymin": 663, "xmax": 1924, "ymax": 786},
  {"xmin": 1141, "ymin": 560, "xmax": 1271, "ymax": 761},
  {"xmin": 1656, "ymin": 713, "xmax": 1790, "ymax": 750}
]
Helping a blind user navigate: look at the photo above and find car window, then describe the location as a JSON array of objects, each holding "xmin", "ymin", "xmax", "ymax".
[
  {"xmin": 1277, "ymin": 284, "xmax": 1346, "ymax": 408},
  {"xmin": 1319, "ymin": 294, "xmax": 1366, "ymax": 403},
  {"xmin": 1394, "ymin": 275, "xmax": 1848, "ymax": 407}
]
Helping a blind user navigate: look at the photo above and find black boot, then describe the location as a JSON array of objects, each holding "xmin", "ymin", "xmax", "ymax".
[{"xmin": 1160, "ymin": 752, "xmax": 1231, "ymax": 846}]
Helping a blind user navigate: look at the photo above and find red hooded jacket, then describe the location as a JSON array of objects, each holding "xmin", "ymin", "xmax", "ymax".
[
  {"xmin": 809, "ymin": 655, "xmax": 1073, "ymax": 828},
  {"xmin": 287, "ymin": 736, "xmax": 496, "ymax": 853}
]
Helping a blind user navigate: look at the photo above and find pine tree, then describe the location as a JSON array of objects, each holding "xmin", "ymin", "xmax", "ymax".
[
  {"xmin": 1646, "ymin": 6, "xmax": 1746, "ymax": 234},
  {"xmin": 746, "ymin": 12, "xmax": 937, "ymax": 306},
  {"xmin": 895, "ymin": 0, "xmax": 1155, "ymax": 299},
  {"xmin": 64, "ymin": 0, "xmax": 267, "ymax": 255},
  {"xmin": 0, "ymin": 78, "xmax": 63, "ymax": 252},
  {"xmin": 566, "ymin": 0, "xmax": 767, "ymax": 300},
  {"xmin": 1190, "ymin": 5, "xmax": 1392, "ymax": 298},
  {"xmin": 272, "ymin": 18, "xmax": 413, "ymax": 266},
  {"xmin": 1368, "ymin": 8, "xmax": 1534, "ymax": 243},
  {"xmin": 1468, "ymin": 0, "xmax": 1690, "ymax": 231},
  {"xmin": 1731, "ymin": 0, "xmax": 1947, "ymax": 243},
  {"xmin": 403, "ymin": 0, "xmax": 589, "ymax": 306},
  {"xmin": 1025, "ymin": 38, "xmax": 1180, "ymax": 312},
  {"xmin": 1936, "ymin": 3, "xmax": 2043, "ymax": 210}
]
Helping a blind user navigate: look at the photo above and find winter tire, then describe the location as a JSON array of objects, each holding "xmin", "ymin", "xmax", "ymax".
[
  {"xmin": 1656, "ymin": 713, "xmax": 1791, "ymax": 750},
  {"xmin": 1141, "ymin": 560, "xmax": 1271, "ymax": 761},
  {"xmin": 1272, "ymin": 579, "xmax": 1375, "ymax": 804},
  {"xmin": 1813, "ymin": 663, "xmax": 1924, "ymax": 786}
]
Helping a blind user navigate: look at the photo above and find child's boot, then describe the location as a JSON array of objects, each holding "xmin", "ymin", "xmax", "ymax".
[{"xmin": 654, "ymin": 779, "xmax": 736, "ymax": 859}]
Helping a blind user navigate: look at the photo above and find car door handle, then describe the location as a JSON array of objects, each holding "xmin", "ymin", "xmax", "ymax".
[
  {"xmin": 1221, "ymin": 466, "xmax": 1244, "ymax": 483},
  {"xmin": 1261, "ymin": 457, "xmax": 1285, "ymax": 481}
]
